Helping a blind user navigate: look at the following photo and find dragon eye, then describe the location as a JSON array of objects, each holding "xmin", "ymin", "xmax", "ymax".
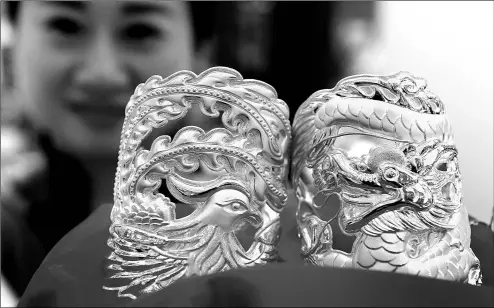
[{"xmin": 384, "ymin": 167, "xmax": 399, "ymax": 180}]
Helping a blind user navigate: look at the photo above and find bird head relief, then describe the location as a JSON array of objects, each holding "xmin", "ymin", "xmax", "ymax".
[{"xmin": 104, "ymin": 67, "xmax": 291, "ymax": 299}]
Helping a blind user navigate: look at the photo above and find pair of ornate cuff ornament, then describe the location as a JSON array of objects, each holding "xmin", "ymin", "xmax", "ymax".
[{"xmin": 103, "ymin": 67, "xmax": 482, "ymax": 300}]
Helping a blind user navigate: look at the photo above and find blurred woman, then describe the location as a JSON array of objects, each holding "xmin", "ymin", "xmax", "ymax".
[
  {"xmin": 1, "ymin": 0, "xmax": 219, "ymax": 297},
  {"xmin": 3, "ymin": 1, "xmax": 493, "ymax": 305}
]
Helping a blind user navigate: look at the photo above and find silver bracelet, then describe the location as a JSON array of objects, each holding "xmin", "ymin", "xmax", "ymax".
[
  {"xmin": 103, "ymin": 67, "xmax": 291, "ymax": 299},
  {"xmin": 291, "ymin": 72, "xmax": 482, "ymax": 286}
]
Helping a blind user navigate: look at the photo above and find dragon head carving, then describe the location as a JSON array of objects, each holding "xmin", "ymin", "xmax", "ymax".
[{"xmin": 311, "ymin": 136, "xmax": 462, "ymax": 236}]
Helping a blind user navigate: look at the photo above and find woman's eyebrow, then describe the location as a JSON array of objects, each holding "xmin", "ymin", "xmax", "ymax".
[
  {"xmin": 43, "ymin": 1, "xmax": 86, "ymax": 12},
  {"xmin": 121, "ymin": 2, "xmax": 172, "ymax": 17}
]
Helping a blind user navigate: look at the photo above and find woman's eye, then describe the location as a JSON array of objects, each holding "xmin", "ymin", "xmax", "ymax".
[
  {"xmin": 121, "ymin": 23, "xmax": 162, "ymax": 41},
  {"xmin": 45, "ymin": 17, "xmax": 84, "ymax": 36}
]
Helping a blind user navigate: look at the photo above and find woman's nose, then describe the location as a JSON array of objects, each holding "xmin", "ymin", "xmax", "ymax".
[{"xmin": 74, "ymin": 34, "xmax": 130, "ymax": 92}]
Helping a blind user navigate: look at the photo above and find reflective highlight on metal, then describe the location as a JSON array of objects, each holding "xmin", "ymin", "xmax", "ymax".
[
  {"xmin": 291, "ymin": 72, "xmax": 482, "ymax": 285},
  {"xmin": 104, "ymin": 67, "xmax": 291, "ymax": 299}
]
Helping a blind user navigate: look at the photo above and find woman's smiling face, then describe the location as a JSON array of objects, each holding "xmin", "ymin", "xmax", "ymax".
[{"xmin": 11, "ymin": 1, "xmax": 195, "ymax": 157}]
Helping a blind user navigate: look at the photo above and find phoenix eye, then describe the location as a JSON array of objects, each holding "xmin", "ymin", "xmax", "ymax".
[{"xmin": 228, "ymin": 202, "xmax": 248, "ymax": 212}]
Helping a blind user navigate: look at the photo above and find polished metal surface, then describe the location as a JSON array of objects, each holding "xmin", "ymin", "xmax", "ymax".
[
  {"xmin": 291, "ymin": 72, "xmax": 482, "ymax": 285},
  {"xmin": 104, "ymin": 67, "xmax": 291, "ymax": 299}
]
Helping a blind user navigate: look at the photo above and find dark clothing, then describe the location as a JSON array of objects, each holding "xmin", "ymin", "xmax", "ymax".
[
  {"xmin": 1, "ymin": 133, "xmax": 93, "ymax": 296},
  {"xmin": 16, "ymin": 202, "xmax": 494, "ymax": 307}
]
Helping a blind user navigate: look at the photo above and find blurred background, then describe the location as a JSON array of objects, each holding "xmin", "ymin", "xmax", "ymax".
[{"xmin": 1, "ymin": 1, "xmax": 492, "ymax": 306}]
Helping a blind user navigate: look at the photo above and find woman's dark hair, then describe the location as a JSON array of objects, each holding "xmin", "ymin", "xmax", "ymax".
[
  {"xmin": 4, "ymin": 1, "xmax": 218, "ymax": 48},
  {"xmin": 4, "ymin": 1, "xmax": 19, "ymax": 24}
]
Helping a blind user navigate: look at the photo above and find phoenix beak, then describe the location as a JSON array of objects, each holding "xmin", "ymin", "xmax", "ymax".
[{"xmin": 246, "ymin": 212, "xmax": 263, "ymax": 228}]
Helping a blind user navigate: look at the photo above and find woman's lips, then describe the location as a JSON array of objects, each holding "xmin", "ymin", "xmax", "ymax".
[{"xmin": 67, "ymin": 103, "xmax": 126, "ymax": 130}]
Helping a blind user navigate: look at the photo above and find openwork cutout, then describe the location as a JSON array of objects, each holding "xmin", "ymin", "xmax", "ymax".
[
  {"xmin": 104, "ymin": 67, "xmax": 291, "ymax": 299},
  {"xmin": 292, "ymin": 72, "xmax": 482, "ymax": 285}
]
